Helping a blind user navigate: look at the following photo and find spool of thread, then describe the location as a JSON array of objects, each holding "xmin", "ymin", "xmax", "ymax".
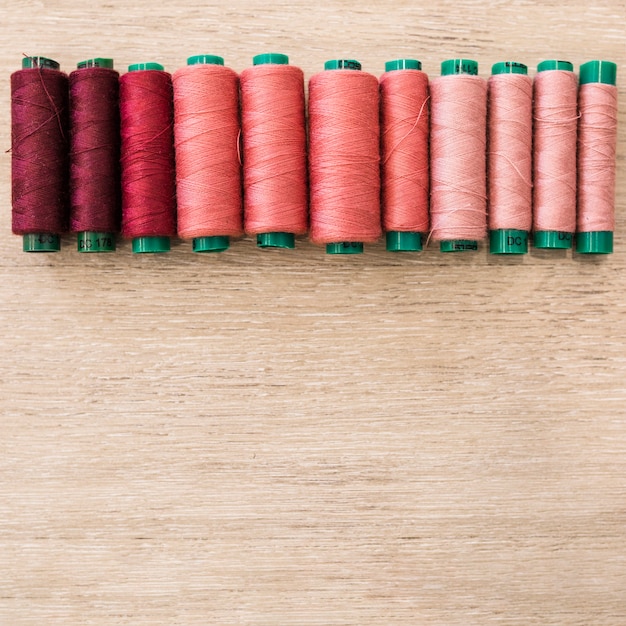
[
  {"xmin": 240, "ymin": 53, "xmax": 307, "ymax": 249},
  {"xmin": 309, "ymin": 59, "xmax": 381, "ymax": 254},
  {"xmin": 69, "ymin": 58, "xmax": 120, "ymax": 253},
  {"xmin": 380, "ymin": 59, "xmax": 429, "ymax": 252},
  {"xmin": 120, "ymin": 62, "xmax": 176, "ymax": 253},
  {"xmin": 11, "ymin": 56, "xmax": 69, "ymax": 252},
  {"xmin": 173, "ymin": 55, "xmax": 242, "ymax": 253},
  {"xmin": 488, "ymin": 61, "xmax": 532, "ymax": 255},
  {"xmin": 430, "ymin": 59, "xmax": 487, "ymax": 252},
  {"xmin": 576, "ymin": 60, "xmax": 618, "ymax": 254},
  {"xmin": 532, "ymin": 60, "xmax": 578, "ymax": 250}
]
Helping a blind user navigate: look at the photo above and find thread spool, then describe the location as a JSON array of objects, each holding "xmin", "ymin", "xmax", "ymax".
[
  {"xmin": 533, "ymin": 60, "xmax": 578, "ymax": 250},
  {"xmin": 380, "ymin": 59, "xmax": 429, "ymax": 252},
  {"xmin": 576, "ymin": 60, "xmax": 618, "ymax": 254},
  {"xmin": 11, "ymin": 56, "xmax": 69, "ymax": 252},
  {"xmin": 70, "ymin": 58, "xmax": 120, "ymax": 253},
  {"xmin": 488, "ymin": 61, "xmax": 532, "ymax": 255},
  {"xmin": 120, "ymin": 62, "xmax": 176, "ymax": 253},
  {"xmin": 173, "ymin": 55, "xmax": 242, "ymax": 253},
  {"xmin": 309, "ymin": 59, "xmax": 381, "ymax": 254},
  {"xmin": 430, "ymin": 59, "xmax": 487, "ymax": 252},
  {"xmin": 240, "ymin": 53, "xmax": 307, "ymax": 249}
]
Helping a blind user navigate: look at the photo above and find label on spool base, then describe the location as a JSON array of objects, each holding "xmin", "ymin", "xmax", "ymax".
[
  {"xmin": 491, "ymin": 61, "xmax": 527, "ymax": 75},
  {"xmin": 537, "ymin": 60, "xmax": 573, "ymax": 73},
  {"xmin": 489, "ymin": 229, "xmax": 528, "ymax": 255},
  {"xmin": 324, "ymin": 59, "xmax": 362, "ymax": 71},
  {"xmin": 579, "ymin": 60, "xmax": 617, "ymax": 85},
  {"xmin": 257, "ymin": 232, "xmax": 295, "ymax": 249},
  {"xmin": 385, "ymin": 59, "xmax": 422, "ymax": 72},
  {"xmin": 132, "ymin": 236, "xmax": 170, "ymax": 253},
  {"xmin": 187, "ymin": 55, "xmax": 224, "ymax": 66},
  {"xmin": 441, "ymin": 59, "xmax": 478, "ymax": 76},
  {"xmin": 77, "ymin": 58, "xmax": 114, "ymax": 69},
  {"xmin": 22, "ymin": 56, "xmax": 60, "ymax": 70},
  {"xmin": 193, "ymin": 236, "xmax": 229, "ymax": 253},
  {"xmin": 326, "ymin": 242, "xmax": 364, "ymax": 255},
  {"xmin": 23, "ymin": 233, "xmax": 60, "ymax": 252},
  {"xmin": 253, "ymin": 53, "xmax": 289, "ymax": 66},
  {"xmin": 576, "ymin": 231, "xmax": 613, "ymax": 254},
  {"xmin": 77, "ymin": 232, "xmax": 116, "ymax": 252},
  {"xmin": 440, "ymin": 240, "xmax": 478, "ymax": 252},
  {"xmin": 386, "ymin": 231, "xmax": 422, "ymax": 252},
  {"xmin": 533, "ymin": 231, "xmax": 573, "ymax": 249},
  {"xmin": 127, "ymin": 62, "xmax": 164, "ymax": 72}
]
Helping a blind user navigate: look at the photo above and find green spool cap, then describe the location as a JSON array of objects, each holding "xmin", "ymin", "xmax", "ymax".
[
  {"xmin": 489, "ymin": 229, "xmax": 528, "ymax": 255},
  {"xmin": 257, "ymin": 232, "xmax": 295, "ymax": 249},
  {"xmin": 132, "ymin": 236, "xmax": 170, "ymax": 253},
  {"xmin": 441, "ymin": 59, "xmax": 478, "ymax": 76},
  {"xmin": 533, "ymin": 230, "xmax": 573, "ymax": 249},
  {"xmin": 128, "ymin": 62, "xmax": 164, "ymax": 72},
  {"xmin": 385, "ymin": 59, "xmax": 421, "ymax": 72},
  {"xmin": 324, "ymin": 59, "xmax": 362, "ymax": 71},
  {"xmin": 23, "ymin": 233, "xmax": 60, "ymax": 252},
  {"xmin": 386, "ymin": 231, "xmax": 422, "ymax": 252},
  {"xmin": 187, "ymin": 55, "xmax": 224, "ymax": 66},
  {"xmin": 576, "ymin": 231, "xmax": 613, "ymax": 254},
  {"xmin": 77, "ymin": 231, "xmax": 116, "ymax": 253},
  {"xmin": 537, "ymin": 60, "xmax": 573, "ymax": 73},
  {"xmin": 77, "ymin": 58, "xmax": 114, "ymax": 69},
  {"xmin": 440, "ymin": 240, "xmax": 478, "ymax": 252},
  {"xmin": 22, "ymin": 56, "xmax": 60, "ymax": 70},
  {"xmin": 491, "ymin": 61, "xmax": 527, "ymax": 75},
  {"xmin": 579, "ymin": 60, "xmax": 617, "ymax": 85},
  {"xmin": 326, "ymin": 242, "xmax": 364, "ymax": 254},
  {"xmin": 192, "ymin": 235, "xmax": 229, "ymax": 253},
  {"xmin": 253, "ymin": 53, "xmax": 289, "ymax": 66}
]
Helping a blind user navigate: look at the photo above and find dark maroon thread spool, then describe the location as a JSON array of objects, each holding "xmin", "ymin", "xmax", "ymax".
[
  {"xmin": 11, "ymin": 56, "xmax": 69, "ymax": 252},
  {"xmin": 69, "ymin": 58, "xmax": 120, "ymax": 253},
  {"xmin": 120, "ymin": 62, "xmax": 176, "ymax": 253}
]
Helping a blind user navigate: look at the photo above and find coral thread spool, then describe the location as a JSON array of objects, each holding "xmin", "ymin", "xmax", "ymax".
[
  {"xmin": 240, "ymin": 53, "xmax": 307, "ymax": 249},
  {"xmin": 309, "ymin": 59, "xmax": 381, "ymax": 254},
  {"xmin": 11, "ymin": 56, "xmax": 69, "ymax": 252},
  {"xmin": 430, "ymin": 59, "xmax": 487, "ymax": 252},
  {"xmin": 120, "ymin": 62, "xmax": 176, "ymax": 253},
  {"xmin": 174, "ymin": 55, "xmax": 242, "ymax": 253},
  {"xmin": 533, "ymin": 60, "xmax": 578, "ymax": 250},
  {"xmin": 576, "ymin": 60, "xmax": 618, "ymax": 254},
  {"xmin": 488, "ymin": 61, "xmax": 532, "ymax": 254},
  {"xmin": 380, "ymin": 59, "xmax": 429, "ymax": 252},
  {"xmin": 70, "ymin": 58, "xmax": 120, "ymax": 252}
]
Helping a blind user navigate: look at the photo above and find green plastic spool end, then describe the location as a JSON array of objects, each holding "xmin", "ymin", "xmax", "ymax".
[
  {"xmin": 533, "ymin": 230, "xmax": 573, "ymax": 249},
  {"xmin": 192, "ymin": 235, "xmax": 229, "ymax": 253},
  {"xmin": 253, "ymin": 53, "xmax": 289, "ymax": 66},
  {"xmin": 257, "ymin": 232, "xmax": 295, "ymax": 249},
  {"xmin": 326, "ymin": 242, "xmax": 364, "ymax": 254},
  {"xmin": 132, "ymin": 236, "xmax": 170, "ymax": 253},
  {"xmin": 23, "ymin": 233, "xmax": 60, "ymax": 252},
  {"xmin": 128, "ymin": 62, "xmax": 164, "ymax": 72},
  {"xmin": 537, "ymin": 60, "xmax": 573, "ymax": 73},
  {"xmin": 187, "ymin": 55, "xmax": 224, "ymax": 66},
  {"xmin": 576, "ymin": 231, "xmax": 613, "ymax": 254},
  {"xmin": 440, "ymin": 240, "xmax": 478, "ymax": 252},
  {"xmin": 491, "ymin": 61, "xmax": 527, "ymax": 75},
  {"xmin": 324, "ymin": 59, "xmax": 362, "ymax": 71},
  {"xmin": 489, "ymin": 229, "xmax": 528, "ymax": 255},
  {"xmin": 77, "ymin": 232, "xmax": 116, "ymax": 253},
  {"xmin": 77, "ymin": 58, "xmax": 114, "ymax": 70},
  {"xmin": 441, "ymin": 59, "xmax": 478, "ymax": 76},
  {"xmin": 385, "ymin": 59, "xmax": 421, "ymax": 72},
  {"xmin": 579, "ymin": 60, "xmax": 617, "ymax": 85},
  {"xmin": 22, "ymin": 56, "xmax": 60, "ymax": 70},
  {"xmin": 386, "ymin": 231, "xmax": 422, "ymax": 252}
]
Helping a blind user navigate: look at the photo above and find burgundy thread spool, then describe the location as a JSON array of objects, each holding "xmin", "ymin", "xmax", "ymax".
[
  {"xmin": 11, "ymin": 56, "xmax": 69, "ymax": 252},
  {"xmin": 70, "ymin": 58, "xmax": 120, "ymax": 252},
  {"xmin": 120, "ymin": 62, "xmax": 176, "ymax": 253}
]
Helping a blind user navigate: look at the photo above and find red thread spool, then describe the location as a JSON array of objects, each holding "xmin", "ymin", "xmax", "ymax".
[
  {"xmin": 120, "ymin": 62, "xmax": 176, "ymax": 253},
  {"xmin": 430, "ymin": 59, "xmax": 487, "ymax": 252},
  {"xmin": 309, "ymin": 59, "xmax": 381, "ymax": 254},
  {"xmin": 240, "ymin": 53, "xmax": 307, "ymax": 249},
  {"xmin": 11, "ymin": 56, "xmax": 69, "ymax": 252},
  {"xmin": 532, "ymin": 60, "xmax": 578, "ymax": 250},
  {"xmin": 173, "ymin": 55, "xmax": 242, "ymax": 253},
  {"xmin": 70, "ymin": 58, "xmax": 120, "ymax": 253},
  {"xmin": 487, "ymin": 61, "xmax": 533, "ymax": 255},
  {"xmin": 380, "ymin": 59, "xmax": 429, "ymax": 252},
  {"xmin": 576, "ymin": 60, "xmax": 618, "ymax": 254}
]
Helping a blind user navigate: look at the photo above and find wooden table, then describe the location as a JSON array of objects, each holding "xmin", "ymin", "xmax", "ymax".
[{"xmin": 2, "ymin": 1, "xmax": 625, "ymax": 623}]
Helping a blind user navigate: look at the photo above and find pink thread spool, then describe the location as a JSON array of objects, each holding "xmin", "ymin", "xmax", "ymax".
[{"xmin": 576, "ymin": 60, "xmax": 618, "ymax": 254}]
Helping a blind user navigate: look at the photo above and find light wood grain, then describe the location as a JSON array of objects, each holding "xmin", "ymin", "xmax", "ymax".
[{"xmin": 2, "ymin": 1, "xmax": 626, "ymax": 623}]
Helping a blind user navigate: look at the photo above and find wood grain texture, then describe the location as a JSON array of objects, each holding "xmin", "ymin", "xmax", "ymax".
[{"xmin": 1, "ymin": 1, "xmax": 626, "ymax": 623}]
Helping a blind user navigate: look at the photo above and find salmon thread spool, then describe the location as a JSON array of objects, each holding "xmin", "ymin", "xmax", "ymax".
[
  {"xmin": 120, "ymin": 62, "xmax": 176, "ymax": 253},
  {"xmin": 576, "ymin": 60, "xmax": 618, "ymax": 254},
  {"xmin": 11, "ymin": 56, "xmax": 69, "ymax": 252},
  {"xmin": 380, "ymin": 58, "xmax": 429, "ymax": 252},
  {"xmin": 70, "ymin": 58, "xmax": 120, "ymax": 253},
  {"xmin": 173, "ymin": 55, "xmax": 242, "ymax": 253},
  {"xmin": 430, "ymin": 59, "xmax": 487, "ymax": 252},
  {"xmin": 487, "ymin": 61, "xmax": 532, "ymax": 255},
  {"xmin": 309, "ymin": 59, "xmax": 381, "ymax": 254},
  {"xmin": 240, "ymin": 53, "xmax": 307, "ymax": 249},
  {"xmin": 532, "ymin": 60, "xmax": 578, "ymax": 250}
]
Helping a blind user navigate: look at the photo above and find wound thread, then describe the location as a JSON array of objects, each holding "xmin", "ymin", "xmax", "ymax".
[
  {"xmin": 11, "ymin": 56, "xmax": 69, "ymax": 252},
  {"xmin": 240, "ymin": 53, "xmax": 307, "ymax": 249},
  {"xmin": 533, "ymin": 60, "xmax": 578, "ymax": 249},
  {"xmin": 120, "ymin": 63, "xmax": 176, "ymax": 253},
  {"xmin": 309, "ymin": 59, "xmax": 381, "ymax": 254},
  {"xmin": 70, "ymin": 58, "xmax": 120, "ymax": 252},
  {"xmin": 488, "ymin": 62, "xmax": 532, "ymax": 254},
  {"xmin": 430, "ymin": 59, "xmax": 487, "ymax": 252},
  {"xmin": 173, "ymin": 56, "xmax": 242, "ymax": 253},
  {"xmin": 380, "ymin": 59, "xmax": 429, "ymax": 252}
]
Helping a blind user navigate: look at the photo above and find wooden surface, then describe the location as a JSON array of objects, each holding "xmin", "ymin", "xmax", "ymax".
[{"xmin": 2, "ymin": 1, "xmax": 626, "ymax": 623}]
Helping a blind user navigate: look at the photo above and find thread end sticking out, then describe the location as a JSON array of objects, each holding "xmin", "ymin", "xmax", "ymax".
[
  {"xmin": 77, "ymin": 232, "xmax": 116, "ymax": 253},
  {"xmin": 132, "ymin": 236, "xmax": 170, "ymax": 254},
  {"xmin": 489, "ymin": 230, "xmax": 528, "ymax": 255},
  {"xmin": 386, "ymin": 231, "xmax": 422, "ymax": 252},
  {"xmin": 576, "ymin": 231, "xmax": 613, "ymax": 255}
]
